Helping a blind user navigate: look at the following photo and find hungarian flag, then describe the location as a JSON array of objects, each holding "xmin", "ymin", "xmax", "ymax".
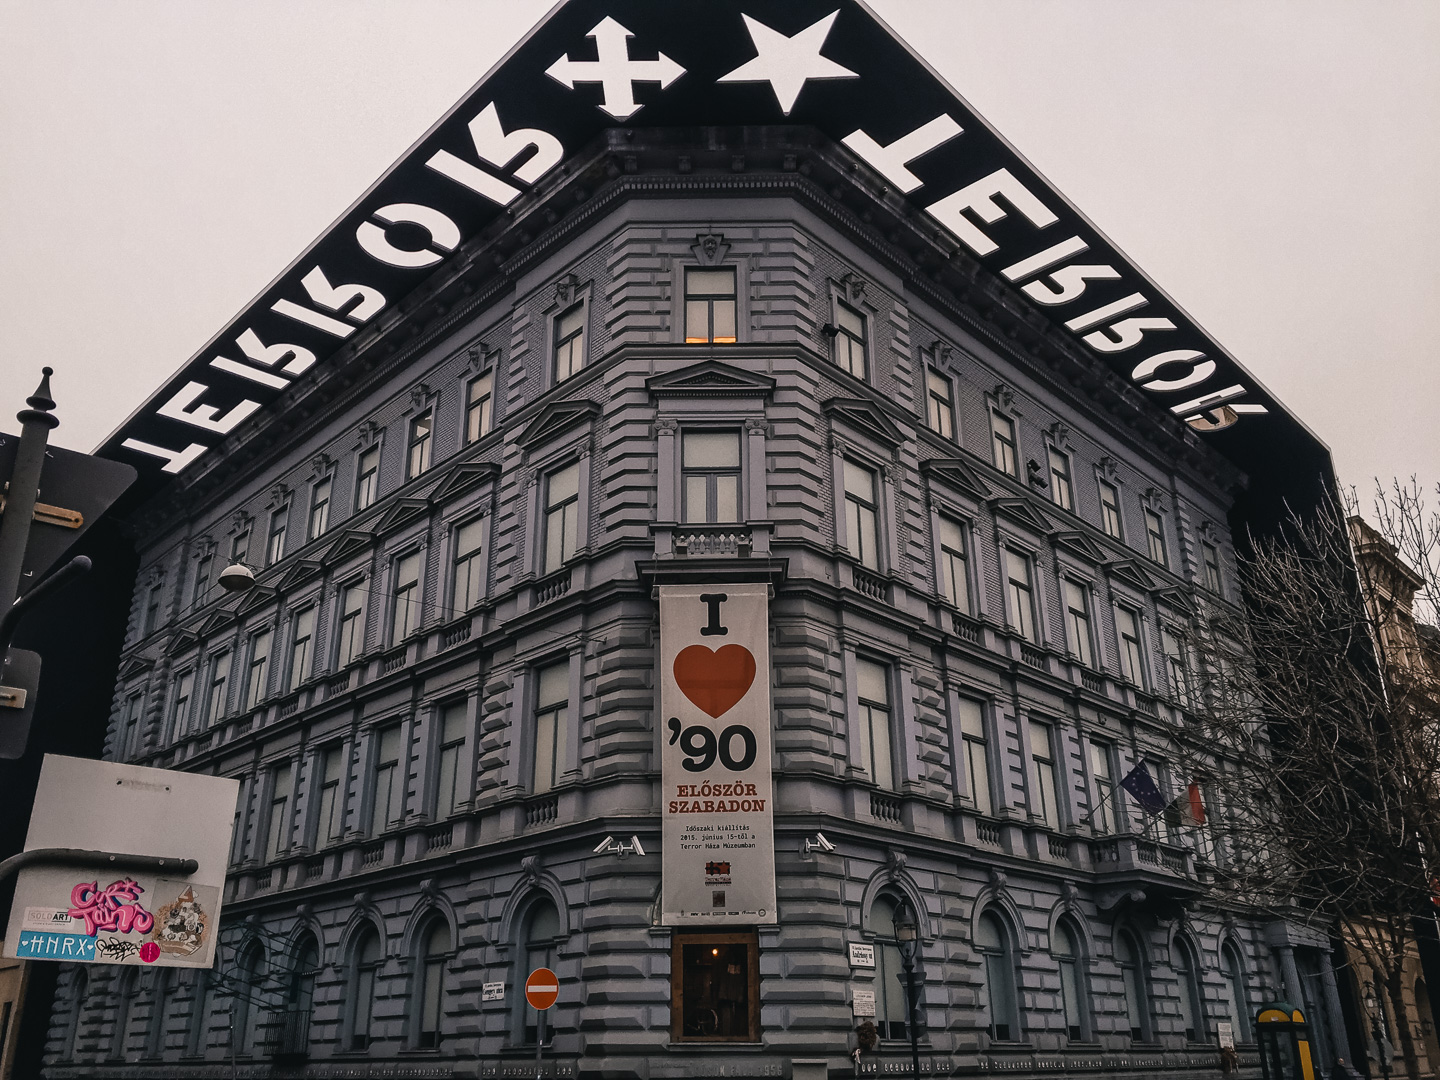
[
  {"xmin": 1164, "ymin": 783, "xmax": 1208, "ymax": 829},
  {"xmin": 1119, "ymin": 762, "xmax": 1168, "ymax": 815}
]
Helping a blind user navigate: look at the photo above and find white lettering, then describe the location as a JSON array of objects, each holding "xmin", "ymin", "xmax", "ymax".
[
  {"xmin": 545, "ymin": 17, "xmax": 686, "ymax": 121},
  {"xmin": 238, "ymin": 328, "xmax": 316, "ymax": 375},
  {"xmin": 208, "ymin": 358, "xmax": 288, "ymax": 389},
  {"xmin": 1084, "ymin": 316, "xmax": 1176, "ymax": 353},
  {"xmin": 1184, "ymin": 402, "xmax": 1267, "ymax": 432},
  {"xmin": 271, "ymin": 300, "xmax": 354, "ymax": 338},
  {"xmin": 925, "ymin": 168, "xmax": 1059, "ymax": 256},
  {"xmin": 1000, "ymin": 236, "xmax": 1088, "ymax": 282},
  {"xmin": 1065, "ymin": 293, "xmax": 1147, "ymax": 333},
  {"xmin": 842, "ymin": 114, "xmax": 963, "ymax": 194},
  {"xmin": 1022, "ymin": 264, "xmax": 1122, "ymax": 306},
  {"xmin": 1170, "ymin": 384, "xmax": 1249, "ymax": 417},
  {"xmin": 120, "ymin": 437, "xmax": 208, "ymax": 474},
  {"xmin": 157, "ymin": 381, "xmax": 262, "ymax": 434},
  {"xmin": 465, "ymin": 102, "xmax": 563, "ymax": 184},
  {"xmin": 356, "ymin": 203, "xmax": 461, "ymax": 269},
  {"xmin": 1132, "ymin": 349, "xmax": 1216, "ymax": 393},
  {"xmin": 300, "ymin": 266, "xmax": 386, "ymax": 322}
]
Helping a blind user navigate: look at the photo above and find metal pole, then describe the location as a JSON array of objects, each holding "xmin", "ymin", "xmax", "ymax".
[
  {"xmin": 0, "ymin": 847, "xmax": 199, "ymax": 888},
  {"xmin": 0, "ymin": 368, "xmax": 59, "ymax": 609},
  {"xmin": 905, "ymin": 965, "xmax": 921, "ymax": 1080},
  {"xmin": 536, "ymin": 1007, "xmax": 545, "ymax": 1080}
]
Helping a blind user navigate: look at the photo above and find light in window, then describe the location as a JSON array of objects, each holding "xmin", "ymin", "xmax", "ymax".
[
  {"xmin": 408, "ymin": 412, "xmax": 433, "ymax": 478},
  {"xmin": 938, "ymin": 517, "xmax": 969, "ymax": 611},
  {"xmin": 1005, "ymin": 550, "xmax": 1035, "ymax": 642},
  {"xmin": 308, "ymin": 477, "xmax": 332, "ymax": 540},
  {"xmin": 991, "ymin": 412, "xmax": 1017, "ymax": 476},
  {"xmin": 1099, "ymin": 481, "xmax": 1123, "ymax": 539},
  {"xmin": 466, "ymin": 371, "xmax": 494, "ymax": 443},
  {"xmin": 843, "ymin": 460, "xmax": 879, "ymax": 570},
  {"xmin": 684, "ymin": 269, "xmax": 737, "ymax": 344},
  {"xmin": 452, "ymin": 519, "xmax": 485, "ymax": 612},
  {"xmin": 532, "ymin": 662, "xmax": 569, "ymax": 793},
  {"xmin": 544, "ymin": 463, "xmax": 580, "ymax": 575},
  {"xmin": 1048, "ymin": 448, "xmax": 1073, "ymax": 510},
  {"xmin": 926, "ymin": 370, "xmax": 954, "ymax": 438},
  {"xmin": 266, "ymin": 507, "xmax": 288, "ymax": 566},
  {"xmin": 356, "ymin": 446, "xmax": 380, "ymax": 510}
]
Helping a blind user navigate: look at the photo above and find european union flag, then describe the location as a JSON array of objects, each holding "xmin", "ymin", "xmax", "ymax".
[{"xmin": 1119, "ymin": 762, "xmax": 1168, "ymax": 815}]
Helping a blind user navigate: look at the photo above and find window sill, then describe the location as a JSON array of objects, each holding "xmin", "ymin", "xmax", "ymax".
[{"xmin": 667, "ymin": 1041, "xmax": 764, "ymax": 1051}]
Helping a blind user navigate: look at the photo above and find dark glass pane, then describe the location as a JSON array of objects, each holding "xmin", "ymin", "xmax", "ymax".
[{"xmin": 680, "ymin": 942, "xmax": 751, "ymax": 1040}]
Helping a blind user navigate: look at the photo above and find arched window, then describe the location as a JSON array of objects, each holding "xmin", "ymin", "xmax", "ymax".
[
  {"xmin": 1114, "ymin": 929, "xmax": 1151, "ymax": 1042},
  {"xmin": 233, "ymin": 941, "xmax": 266, "ymax": 1056},
  {"xmin": 65, "ymin": 968, "xmax": 89, "ymax": 1060},
  {"xmin": 1053, "ymin": 919, "xmax": 1089, "ymax": 1041},
  {"xmin": 521, "ymin": 899, "xmax": 562, "ymax": 1045},
  {"xmin": 870, "ymin": 896, "xmax": 910, "ymax": 1041},
  {"xmin": 111, "ymin": 967, "xmax": 137, "ymax": 1059},
  {"xmin": 1173, "ymin": 937, "xmax": 1206, "ymax": 1042},
  {"xmin": 186, "ymin": 970, "xmax": 209, "ymax": 1058},
  {"xmin": 146, "ymin": 969, "xmax": 174, "ymax": 1057},
  {"xmin": 1218, "ymin": 942, "xmax": 1250, "ymax": 1042},
  {"xmin": 417, "ymin": 921, "xmax": 451, "ymax": 1049},
  {"xmin": 975, "ymin": 909, "xmax": 1020, "ymax": 1042},
  {"xmin": 280, "ymin": 933, "xmax": 320, "ymax": 1055},
  {"xmin": 347, "ymin": 928, "xmax": 383, "ymax": 1051}
]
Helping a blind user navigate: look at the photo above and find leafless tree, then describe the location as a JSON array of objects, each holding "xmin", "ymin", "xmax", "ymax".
[{"xmin": 1183, "ymin": 480, "xmax": 1440, "ymax": 1079}]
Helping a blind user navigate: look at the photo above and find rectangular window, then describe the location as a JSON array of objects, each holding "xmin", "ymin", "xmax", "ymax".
[
  {"xmin": 370, "ymin": 726, "xmax": 403, "ymax": 835},
  {"xmin": 1162, "ymin": 628, "xmax": 1191, "ymax": 706},
  {"xmin": 1117, "ymin": 606, "xmax": 1146, "ymax": 688},
  {"xmin": 532, "ymin": 662, "xmax": 569, "ymax": 794},
  {"xmin": 121, "ymin": 692, "xmax": 145, "ymax": 756},
  {"xmin": 1005, "ymin": 549, "xmax": 1035, "ymax": 643},
  {"xmin": 266, "ymin": 507, "xmax": 288, "ymax": 566},
  {"xmin": 1099, "ymin": 481, "xmax": 1123, "ymax": 540},
  {"xmin": 192, "ymin": 555, "xmax": 212, "ymax": 610},
  {"xmin": 245, "ymin": 630, "xmax": 271, "ymax": 709},
  {"xmin": 1029, "ymin": 720, "xmax": 1058, "ymax": 829},
  {"xmin": 1144, "ymin": 508, "xmax": 1168, "ymax": 566},
  {"xmin": 938, "ymin": 517, "xmax": 970, "ymax": 612},
  {"xmin": 1202, "ymin": 542, "xmax": 1222, "ymax": 594},
  {"xmin": 553, "ymin": 305, "xmax": 586, "ymax": 381},
  {"xmin": 1089, "ymin": 740, "xmax": 1114, "ymax": 834},
  {"xmin": 143, "ymin": 584, "xmax": 163, "ymax": 636},
  {"xmin": 204, "ymin": 652, "xmax": 230, "ymax": 727},
  {"xmin": 682, "ymin": 431, "xmax": 741, "ymax": 524},
  {"xmin": 685, "ymin": 268, "xmax": 737, "ymax": 344},
  {"xmin": 408, "ymin": 411, "xmax": 433, "ymax": 479},
  {"xmin": 452, "ymin": 519, "xmax": 485, "ymax": 613},
  {"xmin": 671, "ymin": 931, "xmax": 760, "ymax": 1042},
  {"xmin": 316, "ymin": 746, "xmax": 345, "ymax": 845},
  {"xmin": 957, "ymin": 697, "xmax": 991, "ymax": 816},
  {"xmin": 543, "ymin": 463, "xmax": 580, "ymax": 575},
  {"xmin": 855, "ymin": 659, "xmax": 894, "ymax": 790},
  {"xmin": 308, "ymin": 477, "xmax": 332, "ymax": 540},
  {"xmin": 465, "ymin": 371, "xmax": 494, "ymax": 443},
  {"xmin": 1063, "ymin": 579, "xmax": 1093, "ymax": 667},
  {"xmin": 1048, "ymin": 448, "xmax": 1073, "ymax": 511},
  {"xmin": 391, "ymin": 552, "xmax": 421, "ymax": 645},
  {"xmin": 435, "ymin": 701, "xmax": 467, "ymax": 816},
  {"xmin": 833, "ymin": 301, "xmax": 867, "ymax": 378},
  {"xmin": 266, "ymin": 764, "xmax": 291, "ymax": 860},
  {"xmin": 843, "ymin": 460, "xmax": 880, "ymax": 570},
  {"xmin": 230, "ymin": 529, "xmax": 250, "ymax": 563},
  {"xmin": 288, "ymin": 607, "xmax": 315, "ymax": 692},
  {"xmin": 337, "ymin": 582, "xmax": 366, "ymax": 666},
  {"xmin": 990, "ymin": 412, "xmax": 1018, "ymax": 477},
  {"xmin": 926, "ymin": 370, "xmax": 955, "ymax": 439},
  {"xmin": 356, "ymin": 446, "xmax": 380, "ymax": 511}
]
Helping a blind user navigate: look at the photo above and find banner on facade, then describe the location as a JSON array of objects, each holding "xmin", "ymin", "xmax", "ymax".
[
  {"xmin": 3, "ymin": 755, "xmax": 238, "ymax": 968},
  {"xmin": 659, "ymin": 584, "xmax": 776, "ymax": 925}
]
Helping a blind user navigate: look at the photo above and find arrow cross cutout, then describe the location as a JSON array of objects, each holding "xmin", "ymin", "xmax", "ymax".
[{"xmin": 545, "ymin": 17, "xmax": 685, "ymax": 120}]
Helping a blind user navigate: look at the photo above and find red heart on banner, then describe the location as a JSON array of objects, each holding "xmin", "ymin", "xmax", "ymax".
[{"xmin": 673, "ymin": 644, "xmax": 757, "ymax": 719}]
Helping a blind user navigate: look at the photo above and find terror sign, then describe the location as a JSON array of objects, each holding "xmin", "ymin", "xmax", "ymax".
[{"xmin": 103, "ymin": 0, "xmax": 1290, "ymax": 499}]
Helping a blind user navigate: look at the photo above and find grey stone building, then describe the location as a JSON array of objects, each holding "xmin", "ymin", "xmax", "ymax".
[{"xmin": 40, "ymin": 4, "xmax": 1350, "ymax": 1079}]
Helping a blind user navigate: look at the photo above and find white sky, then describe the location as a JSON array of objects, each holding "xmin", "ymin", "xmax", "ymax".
[{"xmin": 1, "ymin": 0, "xmax": 1435, "ymax": 500}]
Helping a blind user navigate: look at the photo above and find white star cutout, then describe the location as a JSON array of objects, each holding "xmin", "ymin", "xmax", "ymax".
[{"xmin": 717, "ymin": 11, "xmax": 858, "ymax": 116}]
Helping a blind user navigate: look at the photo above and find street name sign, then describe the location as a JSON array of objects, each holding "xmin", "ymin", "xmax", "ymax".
[{"xmin": 3, "ymin": 755, "xmax": 238, "ymax": 968}]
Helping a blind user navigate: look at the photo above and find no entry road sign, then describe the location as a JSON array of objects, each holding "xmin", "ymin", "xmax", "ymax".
[{"xmin": 525, "ymin": 967, "xmax": 558, "ymax": 1011}]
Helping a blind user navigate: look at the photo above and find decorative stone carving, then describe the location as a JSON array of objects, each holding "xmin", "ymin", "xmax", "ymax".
[
  {"xmin": 691, "ymin": 233, "xmax": 730, "ymax": 266},
  {"xmin": 555, "ymin": 273, "xmax": 582, "ymax": 307}
]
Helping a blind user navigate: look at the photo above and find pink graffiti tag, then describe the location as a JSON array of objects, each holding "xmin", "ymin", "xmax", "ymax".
[{"xmin": 68, "ymin": 879, "xmax": 155, "ymax": 937}]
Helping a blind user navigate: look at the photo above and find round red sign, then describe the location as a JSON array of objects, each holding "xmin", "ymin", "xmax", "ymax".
[
  {"xmin": 140, "ymin": 941, "xmax": 160, "ymax": 963},
  {"xmin": 525, "ymin": 967, "xmax": 559, "ymax": 1010}
]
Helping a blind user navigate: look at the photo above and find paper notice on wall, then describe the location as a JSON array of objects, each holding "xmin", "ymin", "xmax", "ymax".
[
  {"xmin": 1217, "ymin": 1021, "xmax": 1235, "ymax": 1050},
  {"xmin": 659, "ymin": 584, "xmax": 776, "ymax": 925},
  {"xmin": 852, "ymin": 988, "xmax": 877, "ymax": 1017}
]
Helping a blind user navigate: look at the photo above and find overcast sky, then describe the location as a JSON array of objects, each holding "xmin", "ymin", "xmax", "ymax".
[{"xmin": 1, "ymin": 0, "xmax": 1435, "ymax": 503}]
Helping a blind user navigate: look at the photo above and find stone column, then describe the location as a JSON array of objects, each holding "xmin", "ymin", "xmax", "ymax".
[
  {"xmin": 1318, "ymin": 950, "xmax": 1353, "ymax": 1068},
  {"xmin": 1275, "ymin": 944, "xmax": 1303, "ymax": 1004}
]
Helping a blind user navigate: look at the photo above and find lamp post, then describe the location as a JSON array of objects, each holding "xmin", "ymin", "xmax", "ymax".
[
  {"xmin": 1365, "ymin": 982, "xmax": 1393, "ymax": 1080},
  {"xmin": 893, "ymin": 900, "xmax": 922, "ymax": 1080}
]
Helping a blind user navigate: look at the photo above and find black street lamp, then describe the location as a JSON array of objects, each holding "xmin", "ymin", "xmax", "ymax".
[
  {"xmin": 893, "ymin": 899, "xmax": 922, "ymax": 1080},
  {"xmin": 1364, "ymin": 982, "xmax": 1392, "ymax": 1080}
]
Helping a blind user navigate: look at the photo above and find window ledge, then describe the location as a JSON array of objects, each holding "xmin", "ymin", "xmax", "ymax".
[{"xmin": 667, "ymin": 1042, "xmax": 765, "ymax": 1051}]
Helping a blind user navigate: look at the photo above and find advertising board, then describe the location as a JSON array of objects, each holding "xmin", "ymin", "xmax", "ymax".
[{"xmin": 659, "ymin": 584, "xmax": 776, "ymax": 925}]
